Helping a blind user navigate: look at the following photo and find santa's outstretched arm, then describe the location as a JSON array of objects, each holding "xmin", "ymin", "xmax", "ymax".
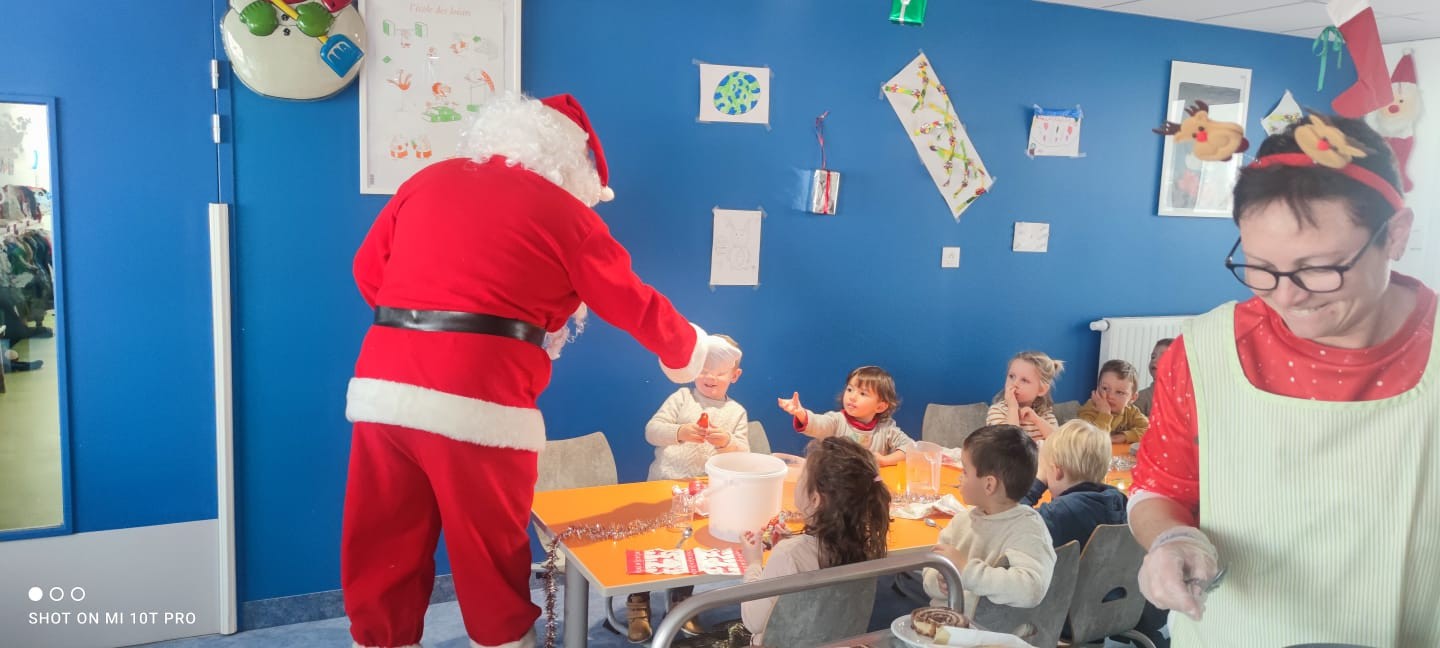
[{"xmin": 563, "ymin": 219, "xmax": 720, "ymax": 383}]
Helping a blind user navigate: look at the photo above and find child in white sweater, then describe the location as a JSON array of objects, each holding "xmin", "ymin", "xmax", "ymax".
[
  {"xmin": 644, "ymin": 334, "xmax": 750, "ymax": 480},
  {"xmin": 923, "ymin": 424, "xmax": 1057, "ymax": 617}
]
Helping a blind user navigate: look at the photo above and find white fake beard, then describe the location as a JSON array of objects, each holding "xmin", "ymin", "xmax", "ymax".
[{"xmin": 543, "ymin": 304, "xmax": 589, "ymax": 360}]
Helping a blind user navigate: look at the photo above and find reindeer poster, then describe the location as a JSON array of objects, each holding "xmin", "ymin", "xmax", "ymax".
[
  {"xmin": 359, "ymin": 0, "xmax": 521, "ymax": 194},
  {"xmin": 1027, "ymin": 106, "xmax": 1083, "ymax": 158},
  {"xmin": 882, "ymin": 53, "xmax": 993, "ymax": 221}
]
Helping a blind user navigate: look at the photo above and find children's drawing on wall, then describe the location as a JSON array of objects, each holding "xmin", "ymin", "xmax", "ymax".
[
  {"xmin": 360, "ymin": 0, "xmax": 520, "ymax": 194},
  {"xmin": 1027, "ymin": 105, "xmax": 1084, "ymax": 158},
  {"xmin": 882, "ymin": 53, "xmax": 993, "ymax": 221},
  {"xmin": 698, "ymin": 63, "xmax": 771, "ymax": 125},
  {"xmin": 710, "ymin": 208, "xmax": 762, "ymax": 287}
]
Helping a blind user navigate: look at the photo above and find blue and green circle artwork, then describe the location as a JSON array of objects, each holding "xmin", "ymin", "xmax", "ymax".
[{"xmin": 713, "ymin": 71, "xmax": 762, "ymax": 116}]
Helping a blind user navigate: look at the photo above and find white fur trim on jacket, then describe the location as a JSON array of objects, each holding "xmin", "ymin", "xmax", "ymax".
[
  {"xmin": 346, "ymin": 378, "xmax": 545, "ymax": 452},
  {"xmin": 1327, "ymin": 0, "xmax": 1370, "ymax": 25},
  {"xmin": 471, "ymin": 628, "xmax": 536, "ymax": 648},
  {"xmin": 660, "ymin": 323, "xmax": 708, "ymax": 384},
  {"xmin": 354, "ymin": 644, "xmax": 419, "ymax": 648}
]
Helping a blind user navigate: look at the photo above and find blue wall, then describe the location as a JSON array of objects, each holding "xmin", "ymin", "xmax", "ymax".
[
  {"xmin": 0, "ymin": 5, "xmax": 220, "ymax": 535},
  {"xmin": 228, "ymin": 0, "xmax": 1342, "ymax": 602}
]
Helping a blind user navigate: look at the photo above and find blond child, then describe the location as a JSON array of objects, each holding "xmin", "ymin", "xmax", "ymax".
[
  {"xmin": 923, "ymin": 424, "xmax": 1056, "ymax": 616},
  {"xmin": 987, "ymin": 351, "xmax": 1065, "ymax": 441},
  {"xmin": 1078, "ymin": 360, "xmax": 1150, "ymax": 444},
  {"xmin": 777, "ymin": 365, "xmax": 915, "ymax": 467},
  {"xmin": 736, "ymin": 437, "xmax": 891, "ymax": 646},
  {"xmin": 634, "ymin": 334, "xmax": 749, "ymax": 641}
]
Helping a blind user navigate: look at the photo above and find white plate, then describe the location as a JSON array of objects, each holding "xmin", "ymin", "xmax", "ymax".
[{"xmin": 890, "ymin": 615, "xmax": 936, "ymax": 648}]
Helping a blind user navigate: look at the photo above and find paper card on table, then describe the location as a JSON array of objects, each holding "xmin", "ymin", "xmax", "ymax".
[{"xmin": 626, "ymin": 549, "xmax": 748, "ymax": 575}]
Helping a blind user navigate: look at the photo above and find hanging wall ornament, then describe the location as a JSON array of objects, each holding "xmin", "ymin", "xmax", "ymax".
[
  {"xmin": 890, "ymin": 0, "xmax": 927, "ymax": 25},
  {"xmin": 221, "ymin": 0, "xmax": 368, "ymax": 101},
  {"xmin": 1370, "ymin": 50, "xmax": 1422, "ymax": 192},
  {"xmin": 808, "ymin": 111, "xmax": 841, "ymax": 215}
]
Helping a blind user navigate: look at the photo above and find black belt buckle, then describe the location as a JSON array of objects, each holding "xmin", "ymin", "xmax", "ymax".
[{"xmin": 374, "ymin": 307, "xmax": 547, "ymax": 347}]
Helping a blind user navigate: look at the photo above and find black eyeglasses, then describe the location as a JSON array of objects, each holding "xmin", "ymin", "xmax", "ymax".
[{"xmin": 1224, "ymin": 223, "xmax": 1389, "ymax": 293}]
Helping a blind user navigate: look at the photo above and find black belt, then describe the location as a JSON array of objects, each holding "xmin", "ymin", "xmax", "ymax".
[{"xmin": 374, "ymin": 307, "xmax": 547, "ymax": 347}]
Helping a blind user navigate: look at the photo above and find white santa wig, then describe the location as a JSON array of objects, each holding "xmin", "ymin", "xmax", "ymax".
[{"xmin": 457, "ymin": 93, "xmax": 608, "ymax": 207}]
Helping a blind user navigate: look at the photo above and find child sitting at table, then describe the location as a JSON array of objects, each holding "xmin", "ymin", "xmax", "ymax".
[
  {"xmin": 778, "ymin": 365, "xmax": 915, "ymax": 466},
  {"xmin": 1019, "ymin": 420, "xmax": 1169, "ymax": 647},
  {"xmin": 736, "ymin": 437, "xmax": 892, "ymax": 646},
  {"xmin": 923, "ymin": 425, "xmax": 1056, "ymax": 617},
  {"xmin": 987, "ymin": 351, "xmax": 1065, "ymax": 442},
  {"xmin": 632, "ymin": 334, "xmax": 749, "ymax": 642},
  {"xmin": 1078, "ymin": 360, "xmax": 1150, "ymax": 444}
]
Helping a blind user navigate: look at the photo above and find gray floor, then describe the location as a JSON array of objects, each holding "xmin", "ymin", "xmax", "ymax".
[{"xmin": 146, "ymin": 576, "xmax": 926, "ymax": 648}]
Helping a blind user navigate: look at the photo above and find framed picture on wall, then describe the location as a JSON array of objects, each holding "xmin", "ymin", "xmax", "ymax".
[
  {"xmin": 1157, "ymin": 61, "xmax": 1251, "ymax": 218},
  {"xmin": 358, "ymin": 0, "xmax": 522, "ymax": 195}
]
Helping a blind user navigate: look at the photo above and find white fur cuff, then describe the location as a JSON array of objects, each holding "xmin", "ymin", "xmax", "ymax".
[
  {"xmin": 346, "ymin": 378, "xmax": 546, "ymax": 452},
  {"xmin": 660, "ymin": 323, "xmax": 708, "ymax": 384}
]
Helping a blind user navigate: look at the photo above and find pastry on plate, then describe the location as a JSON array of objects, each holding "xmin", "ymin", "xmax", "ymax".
[{"xmin": 910, "ymin": 606, "xmax": 967, "ymax": 638}]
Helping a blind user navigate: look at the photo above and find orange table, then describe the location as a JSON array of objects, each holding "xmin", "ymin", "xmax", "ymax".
[{"xmin": 533, "ymin": 450, "xmax": 1134, "ymax": 647}]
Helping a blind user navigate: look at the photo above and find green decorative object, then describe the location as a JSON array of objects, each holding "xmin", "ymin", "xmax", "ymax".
[
  {"xmin": 239, "ymin": 0, "xmax": 279, "ymax": 36},
  {"xmin": 889, "ymin": 0, "xmax": 926, "ymax": 26},
  {"xmin": 712, "ymin": 71, "xmax": 762, "ymax": 116},
  {"xmin": 294, "ymin": 2, "xmax": 336, "ymax": 38},
  {"xmin": 382, "ymin": 56, "xmax": 392, "ymax": 64},
  {"xmin": 423, "ymin": 106, "xmax": 463, "ymax": 123}
]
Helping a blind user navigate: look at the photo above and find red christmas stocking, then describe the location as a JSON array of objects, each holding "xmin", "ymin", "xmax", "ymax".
[{"xmin": 1329, "ymin": 0, "xmax": 1395, "ymax": 118}]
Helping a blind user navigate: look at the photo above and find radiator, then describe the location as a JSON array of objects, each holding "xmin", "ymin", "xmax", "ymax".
[{"xmin": 1088, "ymin": 315, "xmax": 1195, "ymax": 390}]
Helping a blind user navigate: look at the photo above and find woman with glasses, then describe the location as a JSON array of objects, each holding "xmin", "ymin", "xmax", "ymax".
[{"xmin": 1128, "ymin": 113, "xmax": 1437, "ymax": 647}]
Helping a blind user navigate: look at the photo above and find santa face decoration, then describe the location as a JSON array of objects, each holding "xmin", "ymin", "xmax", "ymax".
[
  {"xmin": 1373, "ymin": 72, "xmax": 1422, "ymax": 138},
  {"xmin": 221, "ymin": 0, "xmax": 368, "ymax": 100}
]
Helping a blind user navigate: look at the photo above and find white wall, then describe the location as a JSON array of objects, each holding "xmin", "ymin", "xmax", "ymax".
[{"xmin": 1387, "ymin": 40, "xmax": 1440, "ymax": 288}]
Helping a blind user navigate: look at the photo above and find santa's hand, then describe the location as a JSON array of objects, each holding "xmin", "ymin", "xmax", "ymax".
[
  {"xmin": 702, "ymin": 334, "xmax": 742, "ymax": 370},
  {"xmin": 1139, "ymin": 526, "xmax": 1221, "ymax": 622},
  {"xmin": 677, "ymin": 423, "xmax": 706, "ymax": 444}
]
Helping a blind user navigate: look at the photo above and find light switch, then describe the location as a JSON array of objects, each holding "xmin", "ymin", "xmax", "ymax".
[{"xmin": 941, "ymin": 246, "xmax": 961, "ymax": 268}]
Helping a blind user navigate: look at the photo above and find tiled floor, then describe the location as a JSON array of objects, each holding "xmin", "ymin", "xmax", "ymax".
[{"xmin": 147, "ymin": 576, "xmax": 925, "ymax": 647}]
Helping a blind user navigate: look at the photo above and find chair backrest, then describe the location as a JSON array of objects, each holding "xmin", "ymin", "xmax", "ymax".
[
  {"xmin": 921, "ymin": 402, "xmax": 990, "ymax": 448},
  {"xmin": 747, "ymin": 420, "xmax": 771, "ymax": 455},
  {"xmin": 1066, "ymin": 525, "xmax": 1148, "ymax": 644},
  {"xmin": 762, "ymin": 578, "xmax": 877, "ymax": 648},
  {"xmin": 1052, "ymin": 400, "xmax": 1081, "ymax": 425},
  {"xmin": 534, "ymin": 431, "xmax": 618, "ymax": 492},
  {"xmin": 972, "ymin": 541, "xmax": 1081, "ymax": 648}
]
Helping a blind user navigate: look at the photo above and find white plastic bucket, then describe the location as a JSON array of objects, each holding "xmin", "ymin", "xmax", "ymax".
[{"xmin": 703, "ymin": 453, "xmax": 788, "ymax": 542}]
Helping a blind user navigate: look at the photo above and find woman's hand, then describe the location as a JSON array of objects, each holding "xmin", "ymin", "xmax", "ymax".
[{"xmin": 1138, "ymin": 526, "xmax": 1221, "ymax": 621}]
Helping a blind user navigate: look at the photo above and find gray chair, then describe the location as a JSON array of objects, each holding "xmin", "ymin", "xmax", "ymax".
[
  {"xmin": 972, "ymin": 541, "xmax": 1082, "ymax": 648},
  {"xmin": 530, "ymin": 432, "xmax": 623, "ymax": 631},
  {"xmin": 922, "ymin": 402, "xmax": 991, "ymax": 448},
  {"xmin": 747, "ymin": 420, "xmax": 771, "ymax": 454},
  {"xmin": 1053, "ymin": 400, "xmax": 1081, "ymax": 425},
  {"xmin": 762, "ymin": 578, "xmax": 878, "ymax": 647},
  {"xmin": 1065, "ymin": 525, "xmax": 1156, "ymax": 648}
]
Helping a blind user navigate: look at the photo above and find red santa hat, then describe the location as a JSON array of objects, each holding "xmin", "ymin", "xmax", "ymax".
[
  {"xmin": 540, "ymin": 94, "xmax": 615, "ymax": 202},
  {"xmin": 1392, "ymin": 52, "xmax": 1417, "ymax": 86}
]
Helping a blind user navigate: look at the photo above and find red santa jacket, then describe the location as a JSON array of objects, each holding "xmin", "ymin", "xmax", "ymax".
[{"xmin": 347, "ymin": 157, "xmax": 704, "ymax": 452}]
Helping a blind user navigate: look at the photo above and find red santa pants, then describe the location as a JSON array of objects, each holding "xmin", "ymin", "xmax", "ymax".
[{"xmin": 342, "ymin": 422, "xmax": 540, "ymax": 647}]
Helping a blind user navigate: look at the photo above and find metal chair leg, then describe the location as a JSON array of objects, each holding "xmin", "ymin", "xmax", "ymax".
[{"xmin": 600, "ymin": 596, "xmax": 625, "ymax": 635}]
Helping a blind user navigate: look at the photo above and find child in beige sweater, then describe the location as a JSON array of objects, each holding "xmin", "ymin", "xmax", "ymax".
[{"xmin": 923, "ymin": 424, "xmax": 1057, "ymax": 616}]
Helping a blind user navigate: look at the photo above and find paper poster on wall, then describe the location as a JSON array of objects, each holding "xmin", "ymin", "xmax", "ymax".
[
  {"xmin": 1027, "ymin": 106, "xmax": 1083, "ymax": 158},
  {"xmin": 698, "ymin": 64, "xmax": 770, "ymax": 125},
  {"xmin": 358, "ymin": 0, "xmax": 521, "ymax": 194},
  {"xmin": 882, "ymin": 53, "xmax": 993, "ymax": 221},
  {"xmin": 710, "ymin": 208, "xmax": 761, "ymax": 286},
  {"xmin": 1013, "ymin": 222, "xmax": 1050, "ymax": 253},
  {"xmin": 1263, "ymin": 90, "xmax": 1304, "ymax": 136}
]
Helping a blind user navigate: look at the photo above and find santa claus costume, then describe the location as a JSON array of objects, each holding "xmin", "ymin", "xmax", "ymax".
[{"xmin": 342, "ymin": 93, "xmax": 713, "ymax": 648}]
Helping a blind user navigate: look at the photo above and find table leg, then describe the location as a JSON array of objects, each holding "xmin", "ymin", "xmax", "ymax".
[{"xmin": 563, "ymin": 560, "xmax": 590, "ymax": 648}]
